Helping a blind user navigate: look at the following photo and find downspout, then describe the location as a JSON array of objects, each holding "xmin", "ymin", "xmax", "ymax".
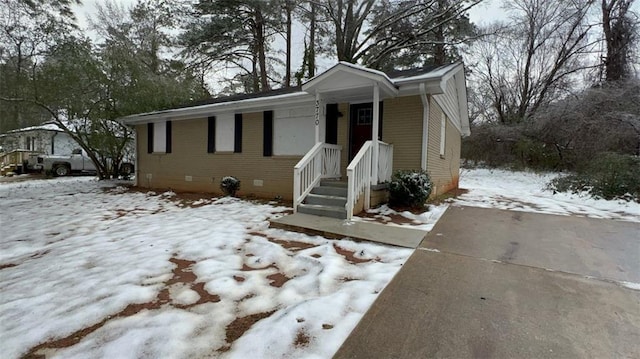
[{"xmin": 419, "ymin": 83, "xmax": 430, "ymax": 171}]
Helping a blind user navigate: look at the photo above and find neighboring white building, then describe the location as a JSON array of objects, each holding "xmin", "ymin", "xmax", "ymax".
[{"xmin": 0, "ymin": 123, "xmax": 78, "ymax": 155}]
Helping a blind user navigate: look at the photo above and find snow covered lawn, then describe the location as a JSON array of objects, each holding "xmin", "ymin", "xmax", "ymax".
[
  {"xmin": 454, "ymin": 168, "xmax": 640, "ymax": 222},
  {"xmin": 1, "ymin": 168, "xmax": 636, "ymax": 359},
  {"xmin": 0, "ymin": 177, "xmax": 411, "ymax": 359},
  {"xmin": 356, "ymin": 168, "xmax": 639, "ymax": 231}
]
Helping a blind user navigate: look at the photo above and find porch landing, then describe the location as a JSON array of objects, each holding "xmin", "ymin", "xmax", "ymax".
[{"xmin": 269, "ymin": 213, "xmax": 427, "ymax": 248}]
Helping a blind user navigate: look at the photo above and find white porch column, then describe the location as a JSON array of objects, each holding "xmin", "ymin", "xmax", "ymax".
[
  {"xmin": 371, "ymin": 83, "xmax": 380, "ymax": 185},
  {"xmin": 314, "ymin": 92, "xmax": 321, "ymax": 143}
]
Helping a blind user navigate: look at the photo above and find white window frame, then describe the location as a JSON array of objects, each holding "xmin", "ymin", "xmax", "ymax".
[{"xmin": 153, "ymin": 121, "xmax": 167, "ymax": 153}]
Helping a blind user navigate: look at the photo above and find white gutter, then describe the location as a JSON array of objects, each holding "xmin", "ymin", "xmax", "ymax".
[
  {"xmin": 120, "ymin": 91, "xmax": 314, "ymax": 125},
  {"xmin": 419, "ymin": 83, "xmax": 430, "ymax": 171}
]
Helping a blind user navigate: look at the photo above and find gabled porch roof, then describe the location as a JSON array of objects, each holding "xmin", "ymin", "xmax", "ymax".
[{"xmin": 302, "ymin": 62, "xmax": 398, "ymax": 102}]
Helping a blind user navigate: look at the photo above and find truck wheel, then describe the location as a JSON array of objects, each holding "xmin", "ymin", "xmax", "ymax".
[
  {"xmin": 120, "ymin": 163, "xmax": 134, "ymax": 176},
  {"xmin": 53, "ymin": 164, "xmax": 70, "ymax": 177}
]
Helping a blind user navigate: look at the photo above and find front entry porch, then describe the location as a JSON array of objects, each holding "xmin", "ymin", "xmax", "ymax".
[
  {"xmin": 292, "ymin": 62, "xmax": 398, "ymax": 220},
  {"xmin": 292, "ymin": 140, "xmax": 393, "ymax": 220}
]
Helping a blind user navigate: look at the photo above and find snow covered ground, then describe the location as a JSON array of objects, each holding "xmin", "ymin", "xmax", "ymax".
[
  {"xmin": 0, "ymin": 177, "xmax": 411, "ymax": 359},
  {"xmin": 454, "ymin": 168, "xmax": 640, "ymax": 222},
  {"xmin": 357, "ymin": 168, "xmax": 639, "ymax": 230},
  {"xmin": 1, "ymin": 168, "xmax": 636, "ymax": 359}
]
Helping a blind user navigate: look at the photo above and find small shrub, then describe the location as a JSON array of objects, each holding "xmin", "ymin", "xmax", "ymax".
[
  {"xmin": 220, "ymin": 176, "xmax": 240, "ymax": 196},
  {"xmin": 388, "ymin": 170, "xmax": 433, "ymax": 208},
  {"xmin": 548, "ymin": 153, "xmax": 640, "ymax": 202}
]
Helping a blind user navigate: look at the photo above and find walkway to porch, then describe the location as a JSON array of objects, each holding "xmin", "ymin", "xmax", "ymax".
[{"xmin": 269, "ymin": 213, "xmax": 428, "ymax": 248}]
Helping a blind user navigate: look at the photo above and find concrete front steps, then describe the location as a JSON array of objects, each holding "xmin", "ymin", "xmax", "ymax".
[{"xmin": 297, "ymin": 180, "xmax": 348, "ymax": 219}]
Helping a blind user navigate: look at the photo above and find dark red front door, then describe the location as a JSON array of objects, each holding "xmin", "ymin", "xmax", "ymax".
[{"xmin": 349, "ymin": 102, "xmax": 383, "ymax": 160}]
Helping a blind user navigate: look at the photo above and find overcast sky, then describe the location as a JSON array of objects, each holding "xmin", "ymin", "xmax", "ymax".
[
  {"xmin": 70, "ymin": 0, "xmax": 506, "ymax": 90},
  {"xmin": 72, "ymin": 0, "xmax": 508, "ymax": 44}
]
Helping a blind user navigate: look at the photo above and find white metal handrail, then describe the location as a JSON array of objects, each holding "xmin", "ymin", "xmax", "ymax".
[
  {"xmin": 293, "ymin": 143, "xmax": 342, "ymax": 212},
  {"xmin": 377, "ymin": 141, "xmax": 393, "ymax": 183},
  {"xmin": 346, "ymin": 141, "xmax": 372, "ymax": 219}
]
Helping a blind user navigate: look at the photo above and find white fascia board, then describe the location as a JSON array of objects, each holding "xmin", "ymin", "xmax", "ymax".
[
  {"xmin": 392, "ymin": 62, "xmax": 463, "ymax": 88},
  {"xmin": 303, "ymin": 62, "xmax": 398, "ymax": 97},
  {"xmin": 338, "ymin": 61, "xmax": 390, "ymax": 78},
  {"xmin": 456, "ymin": 72, "xmax": 471, "ymax": 136},
  {"xmin": 120, "ymin": 91, "xmax": 313, "ymax": 125}
]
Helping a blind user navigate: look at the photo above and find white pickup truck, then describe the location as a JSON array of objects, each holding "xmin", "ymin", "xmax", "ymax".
[{"xmin": 36, "ymin": 149, "xmax": 134, "ymax": 177}]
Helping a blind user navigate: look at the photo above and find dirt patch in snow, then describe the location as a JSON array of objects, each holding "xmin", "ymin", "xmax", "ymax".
[
  {"xmin": 267, "ymin": 272, "xmax": 291, "ymax": 287},
  {"xmin": 0, "ymin": 263, "xmax": 17, "ymax": 270},
  {"xmin": 294, "ymin": 330, "xmax": 311, "ymax": 347},
  {"xmin": 428, "ymin": 188, "xmax": 469, "ymax": 205},
  {"xmin": 22, "ymin": 257, "xmax": 219, "ymax": 358},
  {"xmin": 222, "ymin": 310, "xmax": 276, "ymax": 349},
  {"xmin": 333, "ymin": 244, "xmax": 374, "ymax": 264},
  {"xmin": 249, "ymin": 231, "xmax": 318, "ymax": 251},
  {"xmin": 241, "ymin": 263, "xmax": 277, "ymax": 272},
  {"xmin": 268, "ymin": 238, "xmax": 318, "ymax": 251}
]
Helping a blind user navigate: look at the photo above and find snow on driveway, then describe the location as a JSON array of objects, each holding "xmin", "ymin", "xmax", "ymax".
[{"xmin": 0, "ymin": 177, "xmax": 411, "ymax": 359}]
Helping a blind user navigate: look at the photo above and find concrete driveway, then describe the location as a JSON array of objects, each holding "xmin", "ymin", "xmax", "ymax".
[{"xmin": 334, "ymin": 206, "xmax": 640, "ymax": 358}]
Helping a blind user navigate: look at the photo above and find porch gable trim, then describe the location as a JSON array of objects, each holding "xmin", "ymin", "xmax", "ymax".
[{"xmin": 302, "ymin": 62, "xmax": 398, "ymax": 98}]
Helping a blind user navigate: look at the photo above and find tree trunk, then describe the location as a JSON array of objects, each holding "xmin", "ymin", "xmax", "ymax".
[
  {"xmin": 285, "ymin": 1, "xmax": 292, "ymax": 87},
  {"xmin": 308, "ymin": 0, "xmax": 316, "ymax": 77},
  {"xmin": 433, "ymin": 0, "xmax": 447, "ymax": 65},
  {"xmin": 251, "ymin": 49, "xmax": 259, "ymax": 93},
  {"xmin": 255, "ymin": 9, "xmax": 269, "ymax": 91}
]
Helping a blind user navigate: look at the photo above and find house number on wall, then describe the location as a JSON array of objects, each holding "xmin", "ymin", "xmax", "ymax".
[{"xmin": 315, "ymin": 100, "xmax": 319, "ymax": 125}]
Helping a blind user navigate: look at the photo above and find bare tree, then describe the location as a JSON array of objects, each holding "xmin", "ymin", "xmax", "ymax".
[
  {"xmin": 317, "ymin": 0, "xmax": 481, "ymax": 67},
  {"xmin": 469, "ymin": 0, "xmax": 599, "ymax": 124},
  {"xmin": 531, "ymin": 80, "xmax": 640, "ymax": 165}
]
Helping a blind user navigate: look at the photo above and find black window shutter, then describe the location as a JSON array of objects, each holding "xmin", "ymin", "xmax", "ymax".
[
  {"xmin": 207, "ymin": 116, "xmax": 216, "ymax": 153},
  {"xmin": 165, "ymin": 121, "xmax": 172, "ymax": 153},
  {"xmin": 147, "ymin": 123, "xmax": 154, "ymax": 153},
  {"xmin": 234, "ymin": 114, "xmax": 243, "ymax": 153},
  {"xmin": 263, "ymin": 110, "xmax": 273, "ymax": 156}
]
